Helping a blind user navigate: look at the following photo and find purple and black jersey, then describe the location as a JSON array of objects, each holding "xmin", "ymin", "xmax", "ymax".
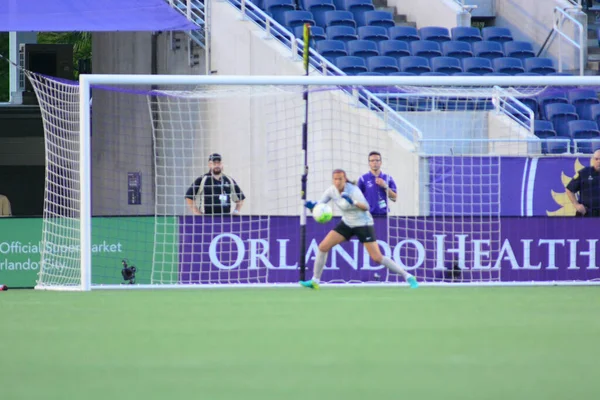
[{"xmin": 357, "ymin": 171, "xmax": 397, "ymax": 215}]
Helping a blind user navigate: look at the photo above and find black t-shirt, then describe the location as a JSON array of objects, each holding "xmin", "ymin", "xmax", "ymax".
[
  {"xmin": 185, "ymin": 174, "xmax": 246, "ymax": 215},
  {"xmin": 566, "ymin": 166, "xmax": 600, "ymax": 211}
]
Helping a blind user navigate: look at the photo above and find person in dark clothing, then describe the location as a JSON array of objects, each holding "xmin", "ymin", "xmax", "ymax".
[
  {"xmin": 185, "ymin": 153, "xmax": 245, "ymax": 215},
  {"xmin": 566, "ymin": 150, "xmax": 600, "ymax": 217}
]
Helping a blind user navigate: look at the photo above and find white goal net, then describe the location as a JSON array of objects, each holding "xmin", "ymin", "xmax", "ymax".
[{"xmin": 28, "ymin": 73, "xmax": 598, "ymax": 290}]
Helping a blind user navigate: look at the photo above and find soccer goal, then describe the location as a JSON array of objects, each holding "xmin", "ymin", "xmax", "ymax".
[{"xmin": 28, "ymin": 73, "xmax": 600, "ymax": 290}]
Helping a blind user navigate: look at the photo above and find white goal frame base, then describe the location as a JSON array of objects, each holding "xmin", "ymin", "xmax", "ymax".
[{"xmin": 33, "ymin": 281, "xmax": 600, "ymax": 291}]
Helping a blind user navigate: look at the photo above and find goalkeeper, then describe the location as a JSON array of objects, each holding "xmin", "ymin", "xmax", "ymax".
[{"xmin": 301, "ymin": 169, "xmax": 418, "ymax": 289}]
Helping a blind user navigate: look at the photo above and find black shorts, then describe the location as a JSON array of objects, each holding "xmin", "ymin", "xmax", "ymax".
[{"xmin": 333, "ymin": 221, "xmax": 376, "ymax": 243}]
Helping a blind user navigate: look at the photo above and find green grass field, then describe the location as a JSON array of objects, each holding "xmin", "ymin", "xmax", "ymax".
[{"xmin": 1, "ymin": 287, "xmax": 598, "ymax": 400}]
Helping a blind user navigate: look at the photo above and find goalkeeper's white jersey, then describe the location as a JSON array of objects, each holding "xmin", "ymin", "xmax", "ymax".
[{"xmin": 318, "ymin": 182, "xmax": 374, "ymax": 228}]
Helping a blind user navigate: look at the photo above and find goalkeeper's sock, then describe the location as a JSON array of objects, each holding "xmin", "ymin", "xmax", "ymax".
[
  {"xmin": 381, "ymin": 257, "xmax": 408, "ymax": 280},
  {"xmin": 312, "ymin": 250, "xmax": 328, "ymax": 282}
]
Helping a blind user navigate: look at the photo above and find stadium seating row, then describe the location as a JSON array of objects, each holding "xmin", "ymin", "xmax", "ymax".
[
  {"xmin": 518, "ymin": 89, "xmax": 600, "ymax": 120},
  {"xmin": 249, "ymin": 0, "xmax": 591, "ymax": 153},
  {"xmin": 311, "ymin": 37, "xmax": 541, "ymax": 60},
  {"xmin": 327, "ymin": 54, "xmax": 555, "ymax": 75},
  {"xmin": 525, "ymin": 89, "xmax": 600, "ymax": 154},
  {"xmin": 534, "ymin": 119, "xmax": 600, "ymax": 154}
]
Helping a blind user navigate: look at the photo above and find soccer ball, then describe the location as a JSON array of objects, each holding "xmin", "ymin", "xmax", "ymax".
[{"xmin": 312, "ymin": 203, "xmax": 333, "ymax": 224}]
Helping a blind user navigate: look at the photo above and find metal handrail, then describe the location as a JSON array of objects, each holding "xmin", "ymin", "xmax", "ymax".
[
  {"xmin": 554, "ymin": 6, "xmax": 585, "ymax": 75},
  {"xmin": 538, "ymin": 6, "xmax": 584, "ymax": 75},
  {"xmin": 168, "ymin": 0, "xmax": 207, "ymax": 48},
  {"xmin": 226, "ymin": 0, "xmax": 423, "ymax": 143}
]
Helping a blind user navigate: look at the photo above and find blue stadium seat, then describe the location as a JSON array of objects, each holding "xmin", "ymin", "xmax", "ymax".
[
  {"xmin": 534, "ymin": 120, "xmax": 556, "ymax": 138},
  {"xmin": 399, "ymin": 56, "xmax": 431, "ymax": 74},
  {"xmin": 482, "ymin": 27, "xmax": 513, "ymax": 43},
  {"xmin": 442, "ymin": 41, "xmax": 473, "ymax": 59},
  {"xmin": 410, "ymin": 40, "xmax": 442, "ymax": 59},
  {"xmin": 264, "ymin": 0, "xmax": 296, "ymax": 26},
  {"xmin": 357, "ymin": 26, "xmax": 389, "ymax": 43},
  {"xmin": 316, "ymin": 40, "xmax": 348, "ymax": 62},
  {"xmin": 389, "ymin": 71, "xmax": 416, "ymax": 76},
  {"xmin": 310, "ymin": 25, "xmax": 326, "ymax": 41},
  {"xmin": 453, "ymin": 72, "xmax": 478, "ymax": 76},
  {"xmin": 347, "ymin": 40, "xmax": 379, "ymax": 58},
  {"xmin": 568, "ymin": 120, "xmax": 600, "ymax": 153},
  {"xmin": 421, "ymin": 72, "xmax": 449, "ymax": 76},
  {"xmin": 324, "ymin": 11, "xmax": 356, "ymax": 28},
  {"xmin": 485, "ymin": 72, "xmax": 510, "ymax": 76},
  {"xmin": 344, "ymin": 0, "xmax": 375, "ymax": 26},
  {"xmin": 538, "ymin": 90, "xmax": 568, "ymax": 118},
  {"xmin": 517, "ymin": 97, "xmax": 540, "ymax": 119},
  {"xmin": 569, "ymin": 89, "xmax": 600, "ymax": 104},
  {"xmin": 503, "ymin": 41, "xmax": 535, "ymax": 59},
  {"xmin": 533, "ymin": 118, "xmax": 564, "ymax": 154},
  {"xmin": 546, "ymin": 103, "xmax": 579, "ymax": 138},
  {"xmin": 516, "ymin": 72, "xmax": 542, "ymax": 76},
  {"xmin": 363, "ymin": 11, "xmax": 394, "ymax": 28},
  {"xmin": 569, "ymin": 89, "xmax": 600, "ymax": 120},
  {"xmin": 335, "ymin": 55, "xmax": 368, "ymax": 74},
  {"xmin": 451, "ymin": 27, "xmax": 482, "ymax": 44},
  {"xmin": 284, "ymin": 11, "xmax": 316, "ymax": 30},
  {"xmin": 305, "ymin": 0, "xmax": 335, "ymax": 28},
  {"xmin": 326, "ymin": 26, "xmax": 358, "ymax": 43},
  {"xmin": 378, "ymin": 40, "xmax": 410, "ymax": 58},
  {"xmin": 472, "ymin": 41, "xmax": 504, "ymax": 60},
  {"xmin": 367, "ymin": 56, "xmax": 400, "ymax": 74},
  {"xmin": 294, "ymin": 25, "xmax": 326, "ymax": 43},
  {"xmin": 419, "ymin": 26, "xmax": 451, "ymax": 43},
  {"xmin": 357, "ymin": 71, "xmax": 384, "ymax": 75},
  {"xmin": 430, "ymin": 56, "xmax": 462, "ymax": 74},
  {"xmin": 332, "ymin": 0, "xmax": 346, "ymax": 10},
  {"xmin": 524, "ymin": 58, "xmax": 556, "ymax": 75},
  {"xmin": 388, "ymin": 26, "xmax": 420, "ymax": 42},
  {"xmin": 492, "ymin": 57, "xmax": 525, "ymax": 75},
  {"xmin": 588, "ymin": 103, "xmax": 600, "ymax": 126},
  {"xmin": 462, "ymin": 57, "xmax": 493, "ymax": 74}
]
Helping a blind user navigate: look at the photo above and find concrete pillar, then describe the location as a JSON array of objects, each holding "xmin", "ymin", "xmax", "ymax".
[{"xmin": 8, "ymin": 32, "xmax": 36, "ymax": 104}]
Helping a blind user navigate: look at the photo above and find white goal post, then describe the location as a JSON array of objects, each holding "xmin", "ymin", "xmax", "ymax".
[{"xmin": 29, "ymin": 73, "xmax": 600, "ymax": 290}]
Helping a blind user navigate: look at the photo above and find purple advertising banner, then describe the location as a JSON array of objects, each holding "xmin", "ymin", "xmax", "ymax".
[
  {"xmin": 179, "ymin": 216, "xmax": 600, "ymax": 284},
  {"xmin": 500, "ymin": 156, "xmax": 590, "ymax": 216},
  {"xmin": 428, "ymin": 156, "xmax": 593, "ymax": 217}
]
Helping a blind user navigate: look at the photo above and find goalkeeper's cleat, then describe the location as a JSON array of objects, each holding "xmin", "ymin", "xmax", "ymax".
[
  {"xmin": 299, "ymin": 280, "xmax": 320, "ymax": 290},
  {"xmin": 407, "ymin": 275, "xmax": 419, "ymax": 289}
]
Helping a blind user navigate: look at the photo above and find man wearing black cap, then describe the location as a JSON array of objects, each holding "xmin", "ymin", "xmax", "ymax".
[{"xmin": 185, "ymin": 153, "xmax": 246, "ymax": 215}]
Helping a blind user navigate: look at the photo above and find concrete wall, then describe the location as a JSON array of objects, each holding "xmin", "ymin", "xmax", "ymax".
[
  {"xmin": 390, "ymin": 0, "xmax": 468, "ymax": 29},
  {"xmin": 91, "ymin": 31, "xmax": 205, "ymax": 216},
  {"xmin": 488, "ymin": 112, "xmax": 539, "ymax": 155},
  {"xmin": 493, "ymin": 0, "xmax": 584, "ymax": 71}
]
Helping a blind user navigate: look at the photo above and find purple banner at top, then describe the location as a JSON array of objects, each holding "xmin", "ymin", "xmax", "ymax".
[
  {"xmin": 179, "ymin": 216, "xmax": 600, "ymax": 284},
  {"xmin": 431, "ymin": 156, "xmax": 592, "ymax": 217}
]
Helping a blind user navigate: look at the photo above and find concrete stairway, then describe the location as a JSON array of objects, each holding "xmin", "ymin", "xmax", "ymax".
[
  {"xmin": 372, "ymin": 0, "xmax": 417, "ymax": 28},
  {"xmin": 586, "ymin": 4, "xmax": 600, "ymax": 74}
]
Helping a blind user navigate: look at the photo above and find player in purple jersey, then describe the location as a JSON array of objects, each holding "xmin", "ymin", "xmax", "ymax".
[{"xmin": 357, "ymin": 151, "xmax": 397, "ymax": 215}]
